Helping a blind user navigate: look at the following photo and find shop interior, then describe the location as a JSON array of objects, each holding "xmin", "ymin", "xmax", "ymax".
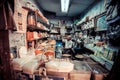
[{"xmin": 0, "ymin": 0, "xmax": 120, "ymax": 80}]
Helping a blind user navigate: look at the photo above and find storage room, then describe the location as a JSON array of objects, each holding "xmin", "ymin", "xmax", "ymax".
[{"xmin": 0, "ymin": 0, "xmax": 120, "ymax": 80}]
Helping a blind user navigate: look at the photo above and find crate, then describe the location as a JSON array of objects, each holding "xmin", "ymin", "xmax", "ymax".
[
  {"xmin": 35, "ymin": 75, "xmax": 66, "ymax": 80},
  {"xmin": 93, "ymin": 73, "xmax": 107, "ymax": 80},
  {"xmin": 70, "ymin": 70, "xmax": 91, "ymax": 80},
  {"xmin": 86, "ymin": 63, "xmax": 108, "ymax": 80},
  {"xmin": 47, "ymin": 71, "xmax": 69, "ymax": 80},
  {"xmin": 70, "ymin": 61, "xmax": 92, "ymax": 80}
]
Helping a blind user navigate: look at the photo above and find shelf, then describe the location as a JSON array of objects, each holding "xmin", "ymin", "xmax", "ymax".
[
  {"xmin": 90, "ymin": 54, "xmax": 113, "ymax": 70},
  {"xmin": 27, "ymin": 25, "xmax": 49, "ymax": 32},
  {"xmin": 95, "ymin": 29, "xmax": 107, "ymax": 32},
  {"xmin": 107, "ymin": 16, "xmax": 120, "ymax": 24},
  {"xmin": 85, "ymin": 44, "xmax": 114, "ymax": 71},
  {"xmin": 84, "ymin": 45, "xmax": 95, "ymax": 53},
  {"xmin": 22, "ymin": 6, "xmax": 49, "ymax": 24},
  {"xmin": 37, "ymin": 20, "xmax": 50, "ymax": 29},
  {"xmin": 74, "ymin": 30, "xmax": 81, "ymax": 32},
  {"xmin": 49, "ymin": 32, "xmax": 60, "ymax": 34},
  {"xmin": 66, "ymin": 27, "xmax": 72, "ymax": 30},
  {"xmin": 27, "ymin": 37, "xmax": 48, "ymax": 42},
  {"xmin": 22, "ymin": 6, "xmax": 35, "ymax": 12},
  {"xmin": 65, "ymin": 32, "xmax": 74, "ymax": 35}
]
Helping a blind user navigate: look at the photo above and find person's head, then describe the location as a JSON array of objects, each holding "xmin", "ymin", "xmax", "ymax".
[
  {"xmin": 67, "ymin": 35, "xmax": 71, "ymax": 40},
  {"xmin": 79, "ymin": 32, "xmax": 83, "ymax": 38}
]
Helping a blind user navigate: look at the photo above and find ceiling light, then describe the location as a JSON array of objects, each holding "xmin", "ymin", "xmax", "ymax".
[{"xmin": 61, "ymin": 0, "xmax": 70, "ymax": 13}]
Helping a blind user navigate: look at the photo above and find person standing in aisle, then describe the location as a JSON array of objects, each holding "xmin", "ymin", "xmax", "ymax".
[
  {"xmin": 72, "ymin": 32, "xmax": 84, "ymax": 55},
  {"xmin": 62, "ymin": 35, "xmax": 75, "ymax": 59}
]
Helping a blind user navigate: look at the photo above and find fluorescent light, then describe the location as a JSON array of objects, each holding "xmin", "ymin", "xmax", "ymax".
[{"xmin": 61, "ymin": 0, "xmax": 70, "ymax": 13}]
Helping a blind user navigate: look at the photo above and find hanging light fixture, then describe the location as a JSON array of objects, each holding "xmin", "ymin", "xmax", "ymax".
[{"xmin": 61, "ymin": 0, "xmax": 70, "ymax": 13}]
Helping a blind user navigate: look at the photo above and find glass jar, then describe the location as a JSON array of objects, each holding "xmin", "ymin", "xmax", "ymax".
[{"xmin": 27, "ymin": 13, "xmax": 35, "ymax": 26}]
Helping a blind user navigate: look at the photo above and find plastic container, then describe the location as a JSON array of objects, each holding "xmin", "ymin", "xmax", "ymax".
[{"xmin": 55, "ymin": 41, "xmax": 63, "ymax": 58}]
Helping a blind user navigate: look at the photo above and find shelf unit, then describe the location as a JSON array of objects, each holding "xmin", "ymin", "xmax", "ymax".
[
  {"xmin": 27, "ymin": 37, "xmax": 49, "ymax": 42},
  {"xmin": 22, "ymin": 6, "xmax": 49, "ymax": 24},
  {"xmin": 84, "ymin": 45, "xmax": 115, "ymax": 70},
  {"xmin": 23, "ymin": 6, "xmax": 50, "ymax": 49},
  {"xmin": 27, "ymin": 25, "xmax": 49, "ymax": 32}
]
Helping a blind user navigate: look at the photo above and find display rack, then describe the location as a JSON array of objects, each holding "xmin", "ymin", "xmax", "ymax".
[
  {"xmin": 22, "ymin": 6, "xmax": 49, "ymax": 24},
  {"xmin": 94, "ymin": 12, "xmax": 107, "ymax": 32},
  {"xmin": 84, "ymin": 45, "xmax": 115, "ymax": 70},
  {"xmin": 23, "ymin": 6, "xmax": 50, "ymax": 49},
  {"xmin": 27, "ymin": 25, "xmax": 49, "ymax": 32}
]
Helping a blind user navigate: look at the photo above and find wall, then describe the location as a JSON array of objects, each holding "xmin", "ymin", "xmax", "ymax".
[{"xmin": 76, "ymin": 0, "xmax": 105, "ymax": 25}]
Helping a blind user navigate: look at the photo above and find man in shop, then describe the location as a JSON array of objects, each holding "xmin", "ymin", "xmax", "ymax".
[
  {"xmin": 62, "ymin": 35, "xmax": 76, "ymax": 59},
  {"xmin": 72, "ymin": 32, "xmax": 84, "ymax": 55}
]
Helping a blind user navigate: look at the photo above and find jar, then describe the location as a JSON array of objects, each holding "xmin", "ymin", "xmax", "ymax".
[{"xmin": 27, "ymin": 13, "xmax": 35, "ymax": 26}]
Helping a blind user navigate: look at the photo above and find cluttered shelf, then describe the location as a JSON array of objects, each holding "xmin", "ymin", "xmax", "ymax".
[
  {"xmin": 84, "ymin": 44, "xmax": 114, "ymax": 70},
  {"xmin": 27, "ymin": 25, "xmax": 50, "ymax": 32},
  {"xmin": 22, "ymin": 6, "xmax": 49, "ymax": 24},
  {"xmin": 27, "ymin": 37, "xmax": 49, "ymax": 42},
  {"xmin": 49, "ymin": 32, "xmax": 60, "ymax": 34}
]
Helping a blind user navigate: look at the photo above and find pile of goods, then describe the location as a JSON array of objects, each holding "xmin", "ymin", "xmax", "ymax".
[{"xmin": 45, "ymin": 59, "xmax": 74, "ymax": 72}]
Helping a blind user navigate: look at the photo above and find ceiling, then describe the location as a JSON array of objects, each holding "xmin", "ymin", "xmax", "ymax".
[{"xmin": 35, "ymin": 0, "xmax": 97, "ymax": 17}]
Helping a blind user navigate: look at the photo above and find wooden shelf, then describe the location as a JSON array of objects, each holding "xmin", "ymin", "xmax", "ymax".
[
  {"xmin": 49, "ymin": 32, "xmax": 60, "ymax": 34},
  {"xmin": 27, "ymin": 25, "xmax": 49, "ymax": 32},
  {"xmin": 22, "ymin": 6, "xmax": 49, "ymax": 24},
  {"xmin": 27, "ymin": 37, "xmax": 49, "ymax": 42},
  {"xmin": 22, "ymin": 6, "xmax": 35, "ymax": 13},
  {"xmin": 85, "ymin": 45, "xmax": 114, "ymax": 70}
]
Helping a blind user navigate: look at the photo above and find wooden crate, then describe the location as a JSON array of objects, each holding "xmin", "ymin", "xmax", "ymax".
[
  {"xmin": 69, "ymin": 61, "xmax": 92, "ymax": 80},
  {"xmin": 35, "ymin": 75, "xmax": 66, "ymax": 80},
  {"xmin": 69, "ymin": 70, "xmax": 91, "ymax": 80},
  {"xmin": 86, "ymin": 63, "xmax": 108, "ymax": 80},
  {"xmin": 47, "ymin": 71, "xmax": 69, "ymax": 80},
  {"xmin": 93, "ymin": 73, "xmax": 107, "ymax": 80}
]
